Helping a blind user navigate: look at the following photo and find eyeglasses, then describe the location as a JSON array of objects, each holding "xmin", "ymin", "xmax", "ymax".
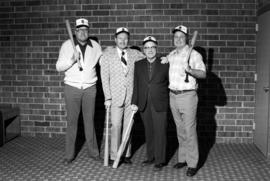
[
  {"xmin": 76, "ymin": 28, "xmax": 89, "ymax": 33},
  {"xmin": 144, "ymin": 46, "xmax": 157, "ymax": 50},
  {"xmin": 174, "ymin": 35, "xmax": 186, "ymax": 40}
]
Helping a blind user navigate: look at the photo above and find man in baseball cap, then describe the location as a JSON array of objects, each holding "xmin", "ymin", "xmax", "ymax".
[
  {"xmin": 166, "ymin": 25, "xmax": 206, "ymax": 177},
  {"xmin": 100, "ymin": 27, "xmax": 144, "ymax": 167},
  {"xmin": 131, "ymin": 35, "xmax": 169, "ymax": 171},
  {"xmin": 56, "ymin": 17, "xmax": 102, "ymax": 164}
]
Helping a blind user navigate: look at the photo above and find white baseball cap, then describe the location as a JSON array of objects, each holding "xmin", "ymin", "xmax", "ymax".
[
  {"xmin": 115, "ymin": 27, "xmax": 130, "ymax": 36},
  {"xmin": 172, "ymin": 25, "xmax": 188, "ymax": 34},
  {"xmin": 76, "ymin": 18, "xmax": 89, "ymax": 28},
  {"xmin": 143, "ymin": 36, "xmax": 158, "ymax": 45}
]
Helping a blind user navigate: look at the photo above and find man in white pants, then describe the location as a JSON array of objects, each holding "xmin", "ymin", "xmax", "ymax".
[{"xmin": 166, "ymin": 25, "xmax": 206, "ymax": 177}]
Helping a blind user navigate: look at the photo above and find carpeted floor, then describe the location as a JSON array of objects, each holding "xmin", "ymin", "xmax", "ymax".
[{"xmin": 0, "ymin": 136, "xmax": 270, "ymax": 181}]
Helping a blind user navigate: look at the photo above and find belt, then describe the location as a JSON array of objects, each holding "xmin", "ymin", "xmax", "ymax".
[{"xmin": 170, "ymin": 89, "xmax": 195, "ymax": 95}]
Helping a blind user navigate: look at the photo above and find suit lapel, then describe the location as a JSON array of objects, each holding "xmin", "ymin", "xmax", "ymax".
[
  {"xmin": 113, "ymin": 47, "xmax": 125, "ymax": 75},
  {"xmin": 126, "ymin": 49, "xmax": 132, "ymax": 74},
  {"xmin": 141, "ymin": 59, "xmax": 149, "ymax": 82}
]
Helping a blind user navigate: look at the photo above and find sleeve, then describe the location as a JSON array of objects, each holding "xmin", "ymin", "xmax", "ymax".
[
  {"xmin": 134, "ymin": 49, "xmax": 145, "ymax": 62},
  {"xmin": 99, "ymin": 50, "xmax": 112, "ymax": 101},
  {"xmin": 191, "ymin": 50, "xmax": 206, "ymax": 71},
  {"xmin": 167, "ymin": 50, "xmax": 176, "ymax": 62},
  {"xmin": 56, "ymin": 40, "xmax": 75, "ymax": 72}
]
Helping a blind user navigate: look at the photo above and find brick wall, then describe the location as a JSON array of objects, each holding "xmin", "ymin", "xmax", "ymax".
[{"xmin": 0, "ymin": 0, "xmax": 257, "ymax": 143}]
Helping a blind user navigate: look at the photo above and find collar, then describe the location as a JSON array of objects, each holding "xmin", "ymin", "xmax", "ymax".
[
  {"xmin": 147, "ymin": 57, "xmax": 156, "ymax": 63},
  {"xmin": 116, "ymin": 46, "xmax": 127, "ymax": 56},
  {"xmin": 175, "ymin": 45, "xmax": 189, "ymax": 54},
  {"xmin": 74, "ymin": 36, "xmax": 93, "ymax": 48}
]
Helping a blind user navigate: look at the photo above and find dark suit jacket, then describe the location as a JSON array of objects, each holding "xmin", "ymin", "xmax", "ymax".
[{"xmin": 132, "ymin": 57, "xmax": 169, "ymax": 112}]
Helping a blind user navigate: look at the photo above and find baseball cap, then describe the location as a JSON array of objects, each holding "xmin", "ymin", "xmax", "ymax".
[
  {"xmin": 115, "ymin": 27, "xmax": 130, "ymax": 36},
  {"xmin": 76, "ymin": 18, "xmax": 89, "ymax": 28},
  {"xmin": 143, "ymin": 36, "xmax": 158, "ymax": 45},
  {"xmin": 172, "ymin": 25, "xmax": 188, "ymax": 34}
]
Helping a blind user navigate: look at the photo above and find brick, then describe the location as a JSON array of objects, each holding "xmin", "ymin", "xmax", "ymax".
[
  {"xmin": 45, "ymin": 116, "xmax": 62, "ymax": 122},
  {"xmin": 225, "ymin": 126, "xmax": 242, "ymax": 132},
  {"xmin": 29, "ymin": 126, "xmax": 45, "ymax": 132},
  {"xmin": 134, "ymin": 16, "xmax": 151, "ymax": 21},
  {"xmin": 235, "ymin": 94, "xmax": 254, "ymax": 102},
  {"xmin": 35, "ymin": 121, "xmax": 50, "ymax": 127},
  {"xmin": 10, "ymin": 2, "xmax": 25, "ymax": 6},
  {"xmin": 93, "ymin": 10, "xmax": 109, "ymax": 16}
]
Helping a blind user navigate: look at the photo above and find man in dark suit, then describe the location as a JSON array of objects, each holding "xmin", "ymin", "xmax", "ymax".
[{"xmin": 131, "ymin": 36, "xmax": 169, "ymax": 171}]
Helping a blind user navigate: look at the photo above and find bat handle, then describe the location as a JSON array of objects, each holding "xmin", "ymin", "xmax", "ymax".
[
  {"xmin": 65, "ymin": 19, "xmax": 83, "ymax": 71},
  {"xmin": 185, "ymin": 73, "xmax": 189, "ymax": 83},
  {"xmin": 104, "ymin": 107, "xmax": 110, "ymax": 166}
]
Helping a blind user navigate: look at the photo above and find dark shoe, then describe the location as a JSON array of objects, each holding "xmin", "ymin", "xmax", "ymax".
[
  {"xmin": 90, "ymin": 155, "xmax": 102, "ymax": 161},
  {"xmin": 186, "ymin": 167, "xmax": 197, "ymax": 177},
  {"xmin": 173, "ymin": 162, "xmax": 187, "ymax": 169},
  {"xmin": 153, "ymin": 163, "xmax": 166, "ymax": 171},
  {"xmin": 108, "ymin": 159, "xmax": 114, "ymax": 165},
  {"xmin": 141, "ymin": 158, "xmax": 155, "ymax": 166},
  {"xmin": 122, "ymin": 157, "xmax": 132, "ymax": 164},
  {"xmin": 63, "ymin": 158, "xmax": 75, "ymax": 165}
]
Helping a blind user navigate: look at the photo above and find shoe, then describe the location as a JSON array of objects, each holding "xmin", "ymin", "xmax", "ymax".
[
  {"xmin": 141, "ymin": 158, "xmax": 155, "ymax": 166},
  {"xmin": 109, "ymin": 159, "xmax": 114, "ymax": 165},
  {"xmin": 122, "ymin": 157, "xmax": 132, "ymax": 164},
  {"xmin": 186, "ymin": 167, "xmax": 197, "ymax": 177},
  {"xmin": 62, "ymin": 158, "xmax": 75, "ymax": 165},
  {"xmin": 173, "ymin": 162, "xmax": 187, "ymax": 169},
  {"xmin": 90, "ymin": 155, "xmax": 101, "ymax": 161},
  {"xmin": 153, "ymin": 163, "xmax": 166, "ymax": 171}
]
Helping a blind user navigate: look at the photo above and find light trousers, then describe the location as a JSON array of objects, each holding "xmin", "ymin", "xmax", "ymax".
[
  {"xmin": 110, "ymin": 104, "xmax": 133, "ymax": 160},
  {"xmin": 169, "ymin": 90, "xmax": 199, "ymax": 168}
]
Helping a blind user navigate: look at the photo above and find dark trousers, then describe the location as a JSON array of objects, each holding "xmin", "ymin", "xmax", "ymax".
[
  {"xmin": 140, "ymin": 95, "xmax": 167, "ymax": 164},
  {"xmin": 64, "ymin": 84, "xmax": 99, "ymax": 160}
]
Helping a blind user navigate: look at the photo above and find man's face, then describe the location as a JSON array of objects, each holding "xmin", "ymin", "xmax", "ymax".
[
  {"xmin": 75, "ymin": 27, "xmax": 89, "ymax": 43},
  {"xmin": 115, "ymin": 32, "xmax": 129, "ymax": 50},
  {"xmin": 143, "ymin": 41, "xmax": 157, "ymax": 60},
  {"xmin": 174, "ymin": 31, "xmax": 187, "ymax": 49}
]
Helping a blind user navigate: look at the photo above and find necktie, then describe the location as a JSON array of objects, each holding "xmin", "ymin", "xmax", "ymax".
[{"xmin": 121, "ymin": 51, "xmax": 127, "ymax": 65}]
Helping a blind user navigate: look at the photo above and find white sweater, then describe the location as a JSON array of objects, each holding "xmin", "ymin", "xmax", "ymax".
[{"xmin": 56, "ymin": 39, "xmax": 102, "ymax": 89}]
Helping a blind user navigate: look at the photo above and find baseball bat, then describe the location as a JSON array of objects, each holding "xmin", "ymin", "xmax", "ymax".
[
  {"xmin": 65, "ymin": 19, "xmax": 83, "ymax": 71},
  {"xmin": 185, "ymin": 30, "xmax": 198, "ymax": 83},
  {"xmin": 112, "ymin": 110, "xmax": 136, "ymax": 169},
  {"xmin": 104, "ymin": 107, "xmax": 110, "ymax": 166}
]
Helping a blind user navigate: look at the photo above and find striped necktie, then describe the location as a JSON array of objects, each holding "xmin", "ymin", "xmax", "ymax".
[{"xmin": 121, "ymin": 51, "xmax": 127, "ymax": 65}]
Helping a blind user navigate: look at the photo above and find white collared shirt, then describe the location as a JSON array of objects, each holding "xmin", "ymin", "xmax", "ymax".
[{"xmin": 117, "ymin": 47, "xmax": 128, "ymax": 74}]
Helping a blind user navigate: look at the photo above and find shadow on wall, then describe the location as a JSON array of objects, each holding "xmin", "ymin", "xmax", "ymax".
[{"xmin": 195, "ymin": 47, "xmax": 227, "ymax": 169}]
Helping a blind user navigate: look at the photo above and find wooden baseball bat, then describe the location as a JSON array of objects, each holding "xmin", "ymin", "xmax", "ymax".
[
  {"xmin": 185, "ymin": 30, "xmax": 198, "ymax": 83},
  {"xmin": 112, "ymin": 110, "xmax": 136, "ymax": 169},
  {"xmin": 104, "ymin": 107, "xmax": 110, "ymax": 166},
  {"xmin": 65, "ymin": 19, "xmax": 83, "ymax": 71}
]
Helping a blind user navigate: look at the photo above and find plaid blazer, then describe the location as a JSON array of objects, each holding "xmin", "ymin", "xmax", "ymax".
[{"xmin": 100, "ymin": 46, "xmax": 144, "ymax": 107}]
